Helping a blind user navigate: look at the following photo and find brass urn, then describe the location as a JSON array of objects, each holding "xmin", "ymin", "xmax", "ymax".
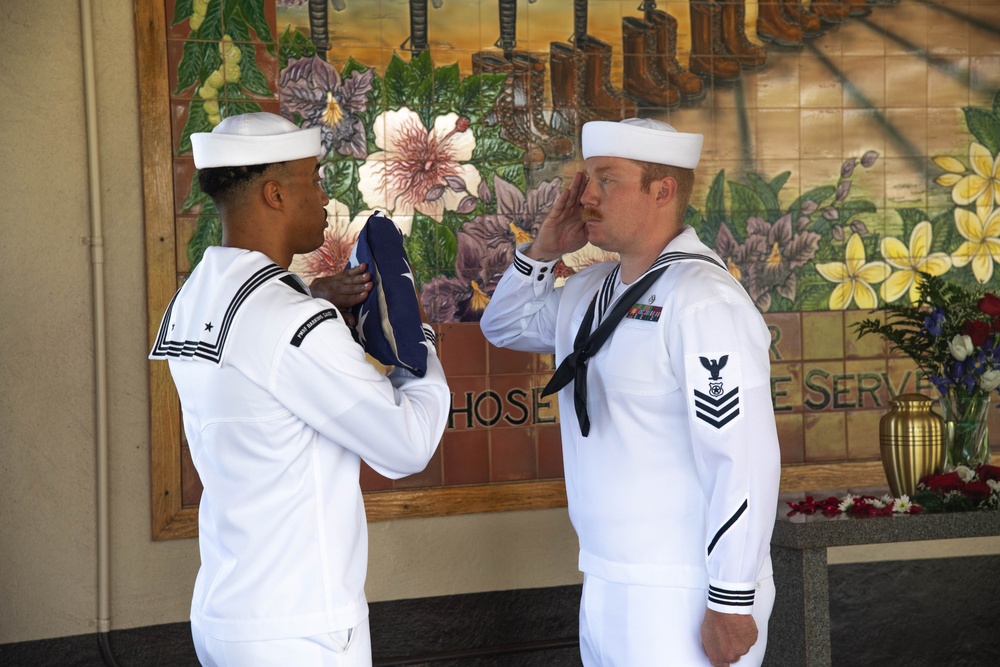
[{"xmin": 879, "ymin": 393, "xmax": 945, "ymax": 497}]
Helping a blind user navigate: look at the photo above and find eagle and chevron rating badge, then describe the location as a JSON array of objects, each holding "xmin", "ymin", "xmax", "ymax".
[{"xmin": 692, "ymin": 354, "xmax": 741, "ymax": 430}]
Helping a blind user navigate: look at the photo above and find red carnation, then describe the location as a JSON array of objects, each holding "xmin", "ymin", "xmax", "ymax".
[
  {"xmin": 978, "ymin": 293, "xmax": 1000, "ymax": 316},
  {"xmin": 961, "ymin": 320, "xmax": 990, "ymax": 347},
  {"xmin": 921, "ymin": 471, "xmax": 963, "ymax": 492},
  {"xmin": 977, "ymin": 464, "xmax": 1000, "ymax": 483},
  {"xmin": 962, "ymin": 480, "xmax": 992, "ymax": 498}
]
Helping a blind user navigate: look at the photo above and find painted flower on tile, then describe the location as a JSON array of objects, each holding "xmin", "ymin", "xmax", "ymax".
[
  {"xmin": 879, "ymin": 220, "xmax": 952, "ymax": 304},
  {"xmin": 933, "ymin": 142, "xmax": 1000, "ymax": 209},
  {"xmin": 816, "ymin": 233, "xmax": 891, "ymax": 310},
  {"xmin": 561, "ymin": 244, "xmax": 619, "ymax": 274},
  {"xmin": 715, "ymin": 215, "xmax": 820, "ymax": 312},
  {"xmin": 420, "ymin": 230, "xmax": 510, "ymax": 322},
  {"xmin": 358, "ymin": 108, "xmax": 481, "ymax": 234},
  {"xmin": 743, "ymin": 215, "xmax": 821, "ymax": 312},
  {"xmin": 714, "ymin": 224, "xmax": 753, "ymax": 284},
  {"xmin": 463, "ymin": 176, "xmax": 561, "ymax": 252},
  {"xmin": 418, "ymin": 177, "xmax": 564, "ymax": 321},
  {"xmin": 280, "ymin": 56, "xmax": 373, "ymax": 160},
  {"xmin": 951, "ymin": 204, "xmax": 1000, "ymax": 283},
  {"xmin": 289, "ymin": 199, "xmax": 367, "ymax": 283}
]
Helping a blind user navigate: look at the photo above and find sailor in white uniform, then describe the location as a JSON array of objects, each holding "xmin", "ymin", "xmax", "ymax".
[
  {"xmin": 481, "ymin": 118, "xmax": 781, "ymax": 667},
  {"xmin": 149, "ymin": 113, "xmax": 450, "ymax": 666}
]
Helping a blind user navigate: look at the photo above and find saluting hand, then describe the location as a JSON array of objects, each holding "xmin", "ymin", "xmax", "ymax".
[
  {"xmin": 526, "ymin": 171, "xmax": 588, "ymax": 262},
  {"xmin": 310, "ymin": 263, "xmax": 373, "ymax": 327}
]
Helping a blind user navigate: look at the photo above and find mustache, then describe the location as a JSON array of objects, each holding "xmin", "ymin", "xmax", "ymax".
[{"xmin": 581, "ymin": 207, "xmax": 602, "ymax": 221}]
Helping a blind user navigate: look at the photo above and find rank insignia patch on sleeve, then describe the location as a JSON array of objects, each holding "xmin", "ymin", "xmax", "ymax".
[{"xmin": 687, "ymin": 352, "xmax": 742, "ymax": 430}]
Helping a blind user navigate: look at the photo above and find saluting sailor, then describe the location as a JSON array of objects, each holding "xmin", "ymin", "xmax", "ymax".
[
  {"xmin": 149, "ymin": 112, "xmax": 450, "ymax": 667},
  {"xmin": 481, "ymin": 118, "xmax": 781, "ymax": 667}
]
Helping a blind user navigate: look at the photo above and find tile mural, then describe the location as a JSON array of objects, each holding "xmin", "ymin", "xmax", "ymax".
[{"xmin": 165, "ymin": 0, "xmax": 1000, "ymax": 500}]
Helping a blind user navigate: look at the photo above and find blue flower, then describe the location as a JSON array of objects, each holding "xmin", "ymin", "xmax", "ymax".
[
  {"xmin": 929, "ymin": 375, "xmax": 952, "ymax": 396},
  {"xmin": 924, "ymin": 307, "xmax": 946, "ymax": 337}
]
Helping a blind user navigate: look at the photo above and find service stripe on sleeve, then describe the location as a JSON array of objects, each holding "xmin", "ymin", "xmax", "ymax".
[{"xmin": 708, "ymin": 585, "xmax": 755, "ymax": 607}]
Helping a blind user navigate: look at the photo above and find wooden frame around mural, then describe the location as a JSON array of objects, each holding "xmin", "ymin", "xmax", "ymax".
[{"xmin": 136, "ymin": 0, "xmax": 896, "ymax": 541}]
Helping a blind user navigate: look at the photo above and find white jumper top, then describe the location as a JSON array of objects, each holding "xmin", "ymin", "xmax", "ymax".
[
  {"xmin": 481, "ymin": 227, "xmax": 780, "ymax": 613},
  {"xmin": 150, "ymin": 246, "xmax": 449, "ymax": 641}
]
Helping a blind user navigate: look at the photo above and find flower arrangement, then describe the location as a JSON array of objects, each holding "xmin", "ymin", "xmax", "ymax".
[
  {"xmin": 854, "ymin": 273, "xmax": 1000, "ymax": 468},
  {"xmin": 787, "ymin": 464, "xmax": 1000, "ymax": 516}
]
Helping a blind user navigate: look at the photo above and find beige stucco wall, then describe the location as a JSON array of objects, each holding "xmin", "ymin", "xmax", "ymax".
[{"xmin": 0, "ymin": 0, "xmax": 997, "ymax": 647}]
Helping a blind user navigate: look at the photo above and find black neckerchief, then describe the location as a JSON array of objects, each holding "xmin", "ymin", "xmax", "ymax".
[{"xmin": 542, "ymin": 252, "xmax": 726, "ymax": 436}]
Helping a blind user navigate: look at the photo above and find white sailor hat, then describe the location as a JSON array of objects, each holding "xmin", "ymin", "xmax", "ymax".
[
  {"xmin": 191, "ymin": 112, "xmax": 323, "ymax": 169},
  {"xmin": 581, "ymin": 117, "xmax": 703, "ymax": 169}
]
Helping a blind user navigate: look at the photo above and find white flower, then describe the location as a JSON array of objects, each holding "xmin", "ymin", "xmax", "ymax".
[
  {"xmin": 358, "ymin": 107, "xmax": 481, "ymax": 234},
  {"xmin": 892, "ymin": 495, "xmax": 913, "ymax": 513},
  {"xmin": 955, "ymin": 465, "xmax": 975, "ymax": 483},
  {"xmin": 838, "ymin": 494, "xmax": 856, "ymax": 512},
  {"xmin": 880, "ymin": 494, "xmax": 894, "ymax": 506},
  {"xmin": 980, "ymin": 369, "xmax": 1000, "ymax": 392},
  {"xmin": 949, "ymin": 334, "xmax": 974, "ymax": 361},
  {"xmin": 987, "ymin": 479, "xmax": 1000, "ymax": 493},
  {"xmin": 556, "ymin": 244, "xmax": 619, "ymax": 288},
  {"xmin": 871, "ymin": 498, "xmax": 886, "ymax": 509}
]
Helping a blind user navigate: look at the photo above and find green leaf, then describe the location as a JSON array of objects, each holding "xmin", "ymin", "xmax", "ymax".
[
  {"xmin": 993, "ymin": 89, "xmax": 1000, "ymax": 120},
  {"xmin": 238, "ymin": 0, "xmax": 274, "ymax": 45},
  {"xmin": 746, "ymin": 172, "xmax": 781, "ymax": 218},
  {"xmin": 476, "ymin": 72, "xmax": 507, "ymax": 108},
  {"xmin": 342, "ymin": 57, "xmax": 369, "ymax": 78},
  {"xmin": 194, "ymin": 0, "xmax": 223, "ymax": 41},
  {"xmin": 175, "ymin": 40, "xmax": 205, "ymax": 94},
  {"xmin": 705, "ymin": 169, "xmax": 728, "ymax": 228},
  {"xmin": 455, "ymin": 74, "xmax": 488, "ymax": 115},
  {"xmin": 769, "ymin": 171, "xmax": 791, "ymax": 197},
  {"xmin": 219, "ymin": 96, "xmax": 262, "ymax": 118},
  {"xmin": 236, "ymin": 42, "xmax": 274, "ymax": 97},
  {"xmin": 728, "ymin": 181, "xmax": 766, "ymax": 237},
  {"xmin": 796, "ymin": 281, "xmax": 835, "ymax": 311},
  {"xmin": 224, "ymin": 2, "xmax": 252, "ymax": 42},
  {"xmin": 490, "ymin": 164, "xmax": 528, "ymax": 193},
  {"xmin": 173, "ymin": 0, "xmax": 194, "ymax": 26},
  {"xmin": 187, "ymin": 214, "xmax": 222, "ymax": 270},
  {"xmin": 896, "ymin": 208, "xmax": 926, "ymax": 231},
  {"xmin": 788, "ymin": 185, "xmax": 836, "ymax": 216},
  {"xmin": 931, "ymin": 208, "xmax": 962, "ymax": 255},
  {"xmin": 405, "ymin": 215, "xmax": 458, "ymax": 285},
  {"xmin": 328, "ymin": 158, "xmax": 366, "ymax": 218},
  {"xmin": 839, "ymin": 199, "xmax": 877, "ymax": 222},
  {"xmin": 964, "ymin": 107, "xmax": 1000, "ymax": 155},
  {"xmin": 180, "ymin": 173, "xmax": 215, "ymax": 214},
  {"xmin": 472, "ymin": 132, "xmax": 524, "ymax": 165},
  {"xmin": 432, "ymin": 62, "xmax": 460, "ymax": 103},
  {"xmin": 768, "ymin": 292, "xmax": 794, "ymax": 313},
  {"xmin": 383, "ymin": 51, "xmax": 435, "ymax": 110},
  {"xmin": 278, "ymin": 25, "xmax": 316, "ymax": 70},
  {"xmin": 178, "ymin": 100, "xmax": 215, "ymax": 155}
]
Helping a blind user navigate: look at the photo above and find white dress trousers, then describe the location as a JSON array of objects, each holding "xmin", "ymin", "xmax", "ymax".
[{"xmin": 579, "ymin": 575, "xmax": 775, "ymax": 667}]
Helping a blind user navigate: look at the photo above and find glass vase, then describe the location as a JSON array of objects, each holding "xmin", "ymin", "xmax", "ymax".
[{"xmin": 938, "ymin": 392, "xmax": 992, "ymax": 470}]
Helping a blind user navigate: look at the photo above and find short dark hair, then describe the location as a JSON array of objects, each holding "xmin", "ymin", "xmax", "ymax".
[
  {"xmin": 638, "ymin": 160, "xmax": 694, "ymax": 213},
  {"xmin": 197, "ymin": 162, "xmax": 276, "ymax": 205}
]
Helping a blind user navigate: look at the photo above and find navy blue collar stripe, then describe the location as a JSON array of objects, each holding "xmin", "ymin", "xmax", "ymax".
[
  {"xmin": 596, "ymin": 251, "xmax": 724, "ymax": 325},
  {"xmin": 151, "ymin": 263, "xmax": 287, "ymax": 363}
]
